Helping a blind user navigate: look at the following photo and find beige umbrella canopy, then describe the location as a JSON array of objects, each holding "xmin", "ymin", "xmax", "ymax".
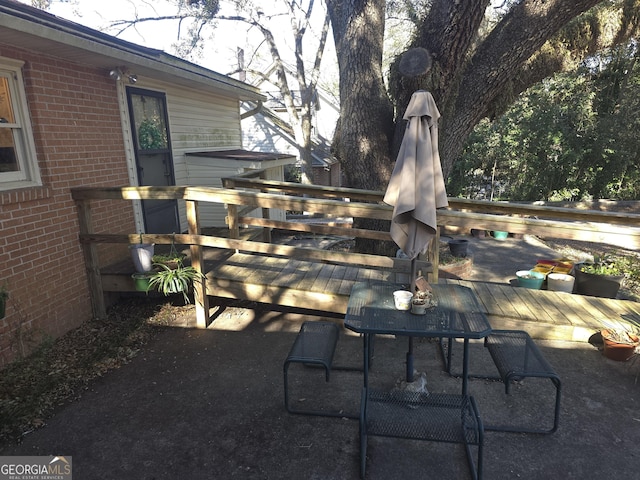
[
  {"xmin": 384, "ymin": 90, "xmax": 448, "ymax": 260},
  {"xmin": 383, "ymin": 90, "xmax": 449, "ymax": 383}
]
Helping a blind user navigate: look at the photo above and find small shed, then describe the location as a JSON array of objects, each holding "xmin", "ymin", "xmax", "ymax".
[{"xmin": 186, "ymin": 149, "xmax": 295, "ymax": 224}]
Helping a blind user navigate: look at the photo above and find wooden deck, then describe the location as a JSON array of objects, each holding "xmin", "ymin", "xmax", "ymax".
[
  {"xmin": 441, "ymin": 279, "xmax": 640, "ymax": 342},
  {"xmin": 101, "ymin": 247, "xmax": 640, "ymax": 343},
  {"xmin": 205, "ymin": 251, "xmax": 397, "ymax": 315},
  {"xmin": 74, "ymin": 184, "xmax": 640, "ymax": 328},
  {"xmin": 200, "ymin": 251, "xmax": 640, "ymax": 342}
]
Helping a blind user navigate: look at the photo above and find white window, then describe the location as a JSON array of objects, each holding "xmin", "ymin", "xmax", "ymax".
[{"xmin": 0, "ymin": 57, "xmax": 40, "ymax": 190}]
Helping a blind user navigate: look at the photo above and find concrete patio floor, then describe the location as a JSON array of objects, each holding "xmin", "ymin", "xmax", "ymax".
[{"xmin": 1, "ymin": 235, "xmax": 639, "ymax": 479}]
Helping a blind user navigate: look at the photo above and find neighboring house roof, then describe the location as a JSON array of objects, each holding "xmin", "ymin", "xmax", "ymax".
[
  {"xmin": 0, "ymin": 0, "xmax": 264, "ymax": 101},
  {"xmin": 242, "ymin": 101, "xmax": 337, "ymax": 168}
]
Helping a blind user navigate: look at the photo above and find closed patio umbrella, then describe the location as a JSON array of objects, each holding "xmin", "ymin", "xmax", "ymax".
[{"xmin": 383, "ymin": 90, "xmax": 448, "ymax": 382}]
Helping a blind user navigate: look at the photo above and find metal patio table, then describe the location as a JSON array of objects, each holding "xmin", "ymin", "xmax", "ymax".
[
  {"xmin": 346, "ymin": 280, "xmax": 490, "ymax": 479},
  {"xmin": 344, "ymin": 280, "xmax": 492, "ymax": 395}
]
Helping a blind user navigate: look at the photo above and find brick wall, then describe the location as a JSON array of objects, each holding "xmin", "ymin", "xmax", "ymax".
[{"xmin": 0, "ymin": 45, "xmax": 135, "ymax": 367}]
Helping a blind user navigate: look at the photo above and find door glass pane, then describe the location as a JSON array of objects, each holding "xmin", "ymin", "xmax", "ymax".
[{"xmin": 130, "ymin": 94, "xmax": 168, "ymax": 150}]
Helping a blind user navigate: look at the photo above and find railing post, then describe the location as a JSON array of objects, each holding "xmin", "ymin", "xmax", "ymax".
[
  {"xmin": 227, "ymin": 204, "xmax": 240, "ymax": 240},
  {"xmin": 186, "ymin": 199, "xmax": 210, "ymax": 328},
  {"xmin": 260, "ymin": 171, "xmax": 272, "ymax": 243},
  {"xmin": 76, "ymin": 199, "xmax": 107, "ymax": 319},
  {"xmin": 222, "ymin": 177, "xmax": 240, "ymax": 240}
]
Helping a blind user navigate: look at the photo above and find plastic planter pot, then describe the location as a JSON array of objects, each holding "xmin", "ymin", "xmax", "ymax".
[
  {"xmin": 516, "ymin": 270, "xmax": 545, "ymax": 290},
  {"xmin": 448, "ymin": 238, "xmax": 469, "ymax": 258},
  {"xmin": 601, "ymin": 329, "xmax": 639, "ymax": 362},
  {"xmin": 129, "ymin": 243, "xmax": 155, "ymax": 273},
  {"xmin": 132, "ymin": 273, "xmax": 152, "ymax": 292},
  {"xmin": 492, "ymin": 231, "xmax": 509, "ymax": 240},
  {"xmin": 547, "ymin": 273, "xmax": 575, "ymax": 293},
  {"xmin": 573, "ymin": 263, "xmax": 623, "ymax": 299}
]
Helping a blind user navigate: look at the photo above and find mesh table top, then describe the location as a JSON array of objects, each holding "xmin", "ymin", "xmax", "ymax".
[{"xmin": 344, "ymin": 281, "xmax": 492, "ymax": 339}]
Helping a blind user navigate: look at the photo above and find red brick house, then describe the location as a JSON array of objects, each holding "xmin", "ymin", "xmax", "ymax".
[{"xmin": 0, "ymin": 0, "xmax": 274, "ymax": 366}]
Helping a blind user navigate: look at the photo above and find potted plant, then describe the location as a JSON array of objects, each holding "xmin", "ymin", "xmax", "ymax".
[
  {"xmin": 600, "ymin": 329, "xmax": 639, "ymax": 362},
  {"xmin": 129, "ymin": 233, "xmax": 155, "ymax": 273},
  {"xmin": 411, "ymin": 290, "xmax": 437, "ymax": 315},
  {"xmin": 148, "ymin": 257, "xmax": 204, "ymax": 303},
  {"xmin": 0, "ymin": 284, "xmax": 8, "ymax": 319},
  {"xmin": 574, "ymin": 255, "xmax": 623, "ymax": 299},
  {"xmin": 131, "ymin": 272, "xmax": 153, "ymax": 292},
  {"xmin": 151, "ymin": 234, "xmax": 186, "ymax": 270}
]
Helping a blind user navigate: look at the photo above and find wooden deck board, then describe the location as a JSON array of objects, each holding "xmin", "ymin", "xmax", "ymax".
[
  {"xmin": 311, "ymin": 264, "xmax": 337, "ymax": 292},
  {"xmin": 325, "ymin": 265, "xmax": 348, "ymax": 294},
  {"xmin": 338, "ymin": 266, "xmax": 361, "ymax": 296}
]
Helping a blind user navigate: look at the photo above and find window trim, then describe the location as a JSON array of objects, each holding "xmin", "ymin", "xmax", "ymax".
[{"xmin": 0, "ymin": 56, "xmax": 41, "ymax": 191}]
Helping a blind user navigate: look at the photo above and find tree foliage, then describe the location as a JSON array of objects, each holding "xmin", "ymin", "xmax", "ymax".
[{"xmin": 449, "ymin": 42, "xmax": 640, "ymax": 202}]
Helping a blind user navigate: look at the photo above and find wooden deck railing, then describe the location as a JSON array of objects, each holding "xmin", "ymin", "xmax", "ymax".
[
  {"xmin": 72, "ymin": 177, "xmax": 640, "ymax": 328},
  {"xmin": 72, "ymin": 184, "xmax": 431, "ymax": 327},
  {"xmin": 222, "ymin": 174, "xmax": 640, "ymax": 247}
]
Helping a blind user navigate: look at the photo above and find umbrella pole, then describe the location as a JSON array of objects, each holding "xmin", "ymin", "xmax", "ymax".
[
  {"xmin": 407, "ymin": 338, "xmax": 414, "ymax": 382},
  {"xmin": 406, "ymin": 257, "xmax": 418, "ymax": 382},
  {"xmin": 410, "ymin": 256, "xmax": 417, "ymax": 293}
]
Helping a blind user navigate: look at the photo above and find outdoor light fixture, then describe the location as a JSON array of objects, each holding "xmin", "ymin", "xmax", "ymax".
[
  {"xmin": 109, "ymin": 68, "xmax": 123, "ymax": 81},
  {"xmin": 109, "ymin": 67, "xmax": 137, "ymax": 84}
]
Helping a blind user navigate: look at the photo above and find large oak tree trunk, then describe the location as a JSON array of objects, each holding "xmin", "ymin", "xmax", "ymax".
[
  {"xmin": 329, "ymin": 0, "xmax": 620, "ymax": 186},
  {"xmin": 327, "ymin": 0, "xmax": 396, "ymax": 254},
  {"xmin": 327, "ymin": 0, "xmax": 395, "ymax": 191}
]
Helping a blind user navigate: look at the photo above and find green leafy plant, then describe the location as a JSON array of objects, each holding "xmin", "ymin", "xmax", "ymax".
[
  {"xmin": 148, "ymin": 259, "xmax": 204, "ymax": 303},
  {"xmin": 615, "ymin": 255, "xmax": 640, "ymax": 293},
  {"xmin": 578, "ymin": 255, "xmax": 623, "ymax": 276},
  {"xmin": 151, "ymin": 234, "xmax": 186, "ymax": 269}
]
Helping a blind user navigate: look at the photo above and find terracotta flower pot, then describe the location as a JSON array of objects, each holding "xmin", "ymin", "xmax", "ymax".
[{"xmin": 601, "ymin": 329, "xmax": 639, "ymax": 362}]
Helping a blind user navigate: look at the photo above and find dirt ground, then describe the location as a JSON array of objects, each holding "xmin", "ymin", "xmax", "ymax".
[{"xmin": 1, "ymin": 235, "xmax": 639, "ymax": 479}]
